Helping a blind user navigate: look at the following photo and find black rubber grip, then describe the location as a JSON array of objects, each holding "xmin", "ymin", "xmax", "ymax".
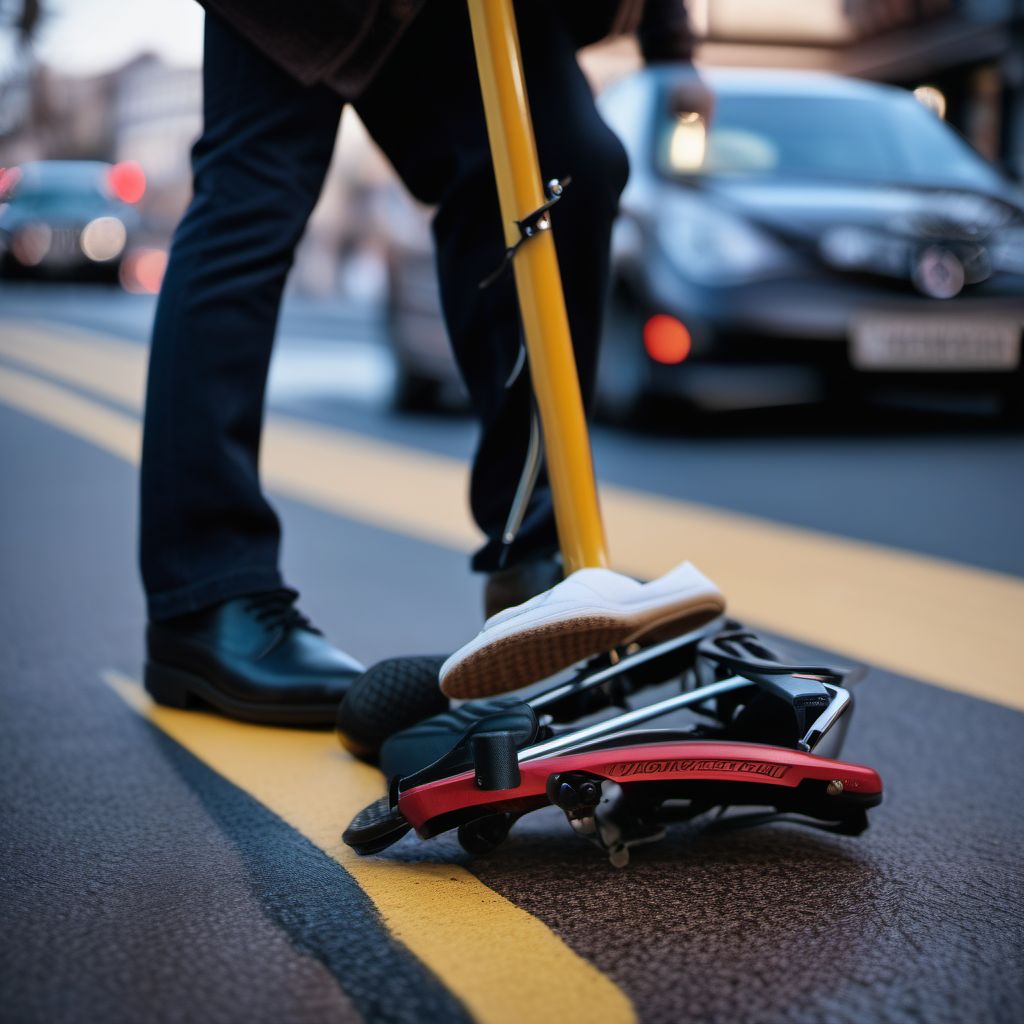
[{"xmin": 471, "ymin": 731, "xmax": 521, "ymax": 791}]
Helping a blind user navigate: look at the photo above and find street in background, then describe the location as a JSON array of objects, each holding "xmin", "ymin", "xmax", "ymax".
[{"xmin": 2, "ymin": 0, "xmax": 1023, "ymax": 420}]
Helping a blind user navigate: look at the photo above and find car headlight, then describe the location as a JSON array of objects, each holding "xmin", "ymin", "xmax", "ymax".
[
  {"xmin": 657, "ymin": 202, "xmax": 796, "ymax": 285},
  {"xmin": 80, "ymin": 216, "xmax": 126, "ymax": 262},
  {"xmin": 11, "ymin": 223, "xmax": 52, "ymax": 266}
]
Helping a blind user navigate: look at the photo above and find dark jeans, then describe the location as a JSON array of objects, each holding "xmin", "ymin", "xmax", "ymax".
[{"xmin": 140, "ymin": 2, "xmax": 628, "ymax": 621}]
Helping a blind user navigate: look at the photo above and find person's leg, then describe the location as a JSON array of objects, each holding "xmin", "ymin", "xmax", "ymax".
[
  {"xmin": 356, "ymin": 0, "xmax": 628, "ymax": 586},
  {"xmin": 140, "ymin": 13, "xmax": 343, "ymax": 621},
  {"xmin": 140, "ymin": 14, "xmax": 362, "ymax": 726}
]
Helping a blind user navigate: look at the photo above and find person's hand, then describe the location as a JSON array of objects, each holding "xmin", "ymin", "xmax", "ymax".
[
  {"xmin": 637, "ymin": 0, "xmax": 711, "ymax": 123},
  {"xmin": 665, "ymin": 63, "xmax": 715, "ymax": 129}
]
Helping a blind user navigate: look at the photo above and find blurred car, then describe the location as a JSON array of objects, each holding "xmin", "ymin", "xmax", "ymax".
[
  {"xmin": 381, "ymin": 69, "xmax": 1024, "ymax": 417},
  {"xmin": 0, "ymin": 160, "xmax": 143, "ymax": 281},
  {"xmin": 375, "ymin": 182, "xmax": 467, "ymax": 411},
  {"xmin": 597, "ymin": 68, "xmax": 1024, "ymax": 418}
]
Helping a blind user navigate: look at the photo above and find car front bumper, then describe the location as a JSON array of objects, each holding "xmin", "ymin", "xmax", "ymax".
[{"xmin": 625, "ymin": 266, "xmax": 1024, "ymax": 398}]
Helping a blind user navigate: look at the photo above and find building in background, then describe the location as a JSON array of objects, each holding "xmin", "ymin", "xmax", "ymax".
[
  {"xmin": 112, "ymin": 55, "xmax": 201, "ymax": 236},
  {"xmin": 690, "ymin": 0, "xmax": 1023, "ymax": 178}
]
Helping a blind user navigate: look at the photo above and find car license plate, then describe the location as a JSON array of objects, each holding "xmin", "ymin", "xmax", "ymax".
[{"xmin": 851, "ymin": 315, "xmax": 1021, "ymax": 371}]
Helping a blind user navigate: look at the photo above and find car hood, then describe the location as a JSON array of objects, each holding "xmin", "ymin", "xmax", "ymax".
[
  {"xmin": 699, "ymin": 178, "xmax": 1024, "ymax": 242},
  {"xmin": 0, "ymin": 199, "xmax": 134, "ymax": 230}
]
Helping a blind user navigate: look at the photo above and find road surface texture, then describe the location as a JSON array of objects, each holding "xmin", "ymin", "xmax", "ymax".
[{"xmin": 1, "ymin": 283, "xmax": 1022, "ymax": 1024}]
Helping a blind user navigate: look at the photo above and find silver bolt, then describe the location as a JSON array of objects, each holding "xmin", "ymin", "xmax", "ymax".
[{"xmin": 826, "ymin": 780, "xmax": 844, "ymax": 796}]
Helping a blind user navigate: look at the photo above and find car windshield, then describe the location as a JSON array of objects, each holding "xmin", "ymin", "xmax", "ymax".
[
  {"xmin": 4, "ymin": 165, "xmax": 109, "ymax": 212},
  {"xmin": 657, "ymin": 91, "xmax": 1004, "ymax": 191}
]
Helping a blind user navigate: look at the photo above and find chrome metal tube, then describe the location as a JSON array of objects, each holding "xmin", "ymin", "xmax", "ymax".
[
  {"xmin": 528, "ymin": 617, "xmax": 725, "ymax": 712},
  {"xmin": 520, "ymin": 675, "xmax": 749, "ymax": 761}
]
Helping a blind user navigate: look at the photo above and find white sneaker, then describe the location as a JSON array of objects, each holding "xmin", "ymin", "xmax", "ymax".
[{"xmin": 439, "ymin": 561, "xmax": 726, "ymax": 699}]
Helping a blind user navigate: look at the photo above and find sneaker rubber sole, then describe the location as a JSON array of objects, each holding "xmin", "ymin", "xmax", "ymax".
[{"xmin": 439, "ymin": 595, "xmax": 725, "ymax": 700}]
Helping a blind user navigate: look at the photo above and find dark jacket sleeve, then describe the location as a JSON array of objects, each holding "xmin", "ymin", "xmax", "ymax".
[
  {"xmin": 638, "ymin": 0, "xmax": 696, "ymax": 64},
  {"xmin": 197, "ymin": 0, "xmax": 425, "ymax": 99},
  {"xmin": 195, "ymin": 0, "xmax": 693, "ymax": 100}
]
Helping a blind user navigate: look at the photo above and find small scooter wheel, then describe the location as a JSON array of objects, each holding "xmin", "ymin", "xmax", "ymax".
[
  {"xmin": 337, "ymin": 655, "xmax": 449, "ymax": 761},
  {"xmin": 458, "ymin": 813, "xmax": 514, "ymax": 856}
]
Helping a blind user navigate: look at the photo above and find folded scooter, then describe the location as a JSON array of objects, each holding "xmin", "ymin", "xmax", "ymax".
[
  {"xmin": 339, "ymin": 625, "xmax": 880, "ymax": 866},
  {"xmin": 336, "ymin": 0, "xmax": 883, "ymax": 865}
]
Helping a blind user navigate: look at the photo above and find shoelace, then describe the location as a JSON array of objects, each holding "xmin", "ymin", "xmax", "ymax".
[{"xmin": 243, "ymin": 588, "xmax": 322, "ymax": 635}]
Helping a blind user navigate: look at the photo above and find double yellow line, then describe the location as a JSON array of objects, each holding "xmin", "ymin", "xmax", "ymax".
[{"xmin": 0, "ymin": 319, "xmax": 1021, "ymax": 709}]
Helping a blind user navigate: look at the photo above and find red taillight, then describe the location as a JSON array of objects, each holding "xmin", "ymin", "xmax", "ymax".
[
  {"xmin": 119, "ymin": 248, "xmax": 167, "ymax": 294},
  {"xmin": 108, "ymin": 161, "xmax": 146, "ymax": 204},
  {"xmin": 643, "ymin": 314, "xmax": 691, "ymax": 365},
  {"xmin": 0, "ymin": 166, "xmax": 21, "ymax": 199}
]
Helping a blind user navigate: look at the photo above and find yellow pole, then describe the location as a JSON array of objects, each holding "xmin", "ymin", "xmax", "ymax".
[{"xmin": 466, "ymin": 0, "xmax": 608, "ymax": 574}]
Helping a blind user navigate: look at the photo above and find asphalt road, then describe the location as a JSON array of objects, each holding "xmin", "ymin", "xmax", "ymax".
[{"xmin": 1, "ymin": 282, "xmax": 1022, "ymax": 1024}]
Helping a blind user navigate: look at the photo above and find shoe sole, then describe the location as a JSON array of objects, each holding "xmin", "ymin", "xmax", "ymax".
[
  {"xmin": 144, "ymin": 661, "xmax": 340, "ymax": 727},
  {"xmin": 439, "ymin": 596, "xmax": 725, "ymax": 700}
]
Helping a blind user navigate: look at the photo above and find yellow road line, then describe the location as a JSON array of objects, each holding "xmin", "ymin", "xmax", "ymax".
[
  {"xmin": 1, "ymin": 319, "xmax": 1023, "ymax": 711},
  {"xmin": 102, "ymin": 670, "xmax": 636, "ymax": 1024},
  {"xmin": 0, "ymin": 361, "xmax": 141, "ymax": 462},
  {"xmin": 0, "ymin": 319, "xmax": 146, "ymax": 408}
]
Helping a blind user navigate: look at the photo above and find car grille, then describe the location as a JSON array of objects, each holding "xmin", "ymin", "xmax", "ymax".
[{"xmin": 48, "ymin": 225, "xmax": 82, "ymax": 261}]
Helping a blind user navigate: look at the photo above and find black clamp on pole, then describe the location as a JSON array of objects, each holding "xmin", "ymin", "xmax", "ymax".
[{"xmin": 479, "ymin": 176, "xmax": 572, "ymax": 289}]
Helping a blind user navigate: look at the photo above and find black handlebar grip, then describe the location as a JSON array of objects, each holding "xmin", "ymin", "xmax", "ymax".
[{"xmin": 471, "ymin": 731, "xmax": 522, "ymax": 791}]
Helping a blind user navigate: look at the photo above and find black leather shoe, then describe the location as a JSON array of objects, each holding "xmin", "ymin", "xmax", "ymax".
[{"xmin": 145, "ymin": 589, "xmax": 364, "ymax": 726}]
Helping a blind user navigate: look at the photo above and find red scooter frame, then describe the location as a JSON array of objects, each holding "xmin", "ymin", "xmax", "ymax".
[
  {"xmin": 401, "ymin": 740, "xmax": 881, "ymax": 847},
  {"xmin": 401, "ymin": 741, "xmax": 881, "ymax": 834},
  {"xmin": 341, "ymin": 625, "xmax": 884, "ymax": 866}
]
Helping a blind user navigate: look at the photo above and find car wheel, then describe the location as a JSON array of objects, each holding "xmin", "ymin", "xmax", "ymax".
[
  {"xmin": 594, "ymin": 287, "xmax": 650, "ymax": 426},
  {"xmin": 998, "ymin": 381, "xmax": 1024, "ymax": 426},
  {"xmin": 594, "ymin": 372, "xmax": 645, "ymax": 425},
  {"xmin": 392, "ymin": 363, "xmax": 441, "ymax": 413}
]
